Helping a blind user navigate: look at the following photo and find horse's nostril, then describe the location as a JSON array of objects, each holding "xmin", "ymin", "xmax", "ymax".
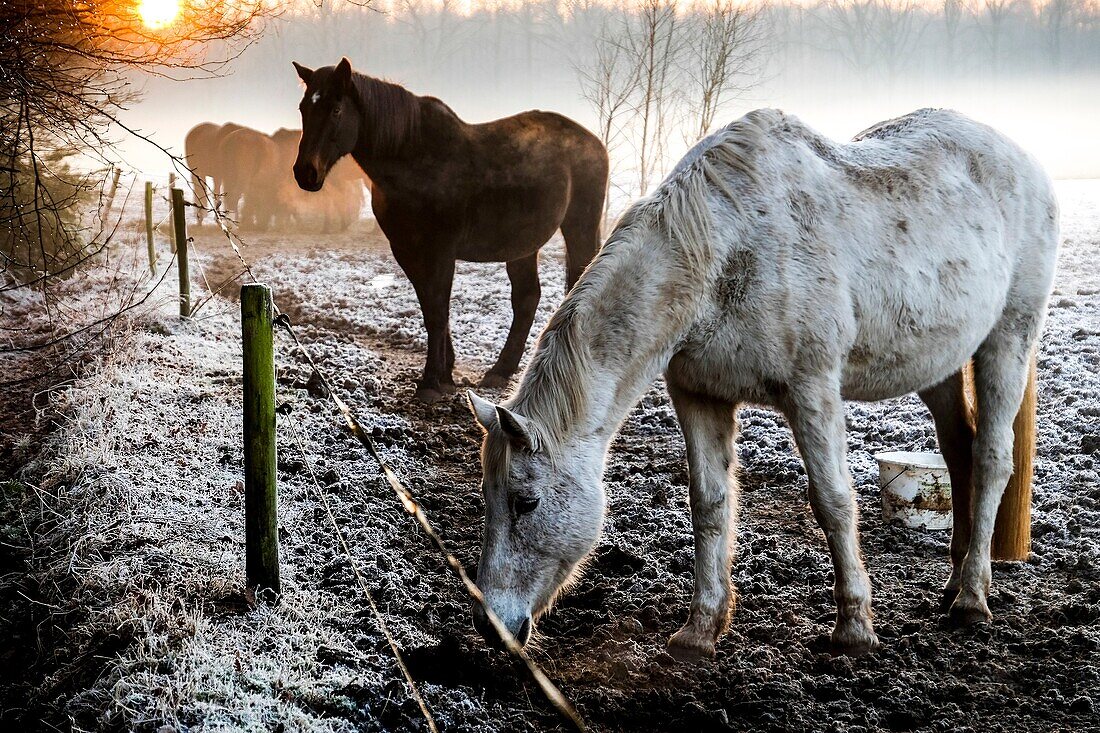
[
  {"xmin": 293, "ymin": 163, "xmax": 319, "ymax": 191},
  {"xmin": 472, "ymin": 605, "xmax": 495, "ymax": 645},
  {"xmin": 517, "ymin": 617, "xmax": 532, "ymax": 646}
]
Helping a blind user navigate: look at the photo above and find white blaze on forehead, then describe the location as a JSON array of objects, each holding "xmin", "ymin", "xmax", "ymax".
[{"xmin": 310, "ymin": 91, "xmax": 321, "ymax": 104}]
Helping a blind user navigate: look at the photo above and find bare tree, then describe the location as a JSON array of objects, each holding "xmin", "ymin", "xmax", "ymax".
[
  {"xmin": 398, "ymin": 0, "xmax": 475, "ymax": 72},
  {"xmin": 820, "ymin": 0, "xmax": 925, "ymax": 82},
  {"xmin": 683, "ymin": 0, "xmax": 765, "ymax": 141},
  {"xmin": 575, "ymin": 18, "xmax": 641, "ymax": 222},
  {"xmin": 821, "ymin": 0, "xmax": 880, "ymax": 73},
  {"xmin": 942, "ymin": 0, "xmax": 966, "ymax": 70},
  {"xmin": 624, "ymin": 0, "xmax": 685, "ymax": 195},
  {"xmin": 874, "ymin": 0, "xmax": 926, "ymax": 81},
  {"xmin": 1040, "ymin": 0, "xmax": 1075, "ymax": 68},
  {"xmin": 971, "ymin": 0, "xmax": 1017, "ymax": 74},
  {"xmin": 1, "ymin": 0, "xmax": 275, "ymax": 364}
]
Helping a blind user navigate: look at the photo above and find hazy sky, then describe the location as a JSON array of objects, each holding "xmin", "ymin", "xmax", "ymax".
[{"xmin": 118, "ymin": 1, "xmax": 1100, "ymax": 186}]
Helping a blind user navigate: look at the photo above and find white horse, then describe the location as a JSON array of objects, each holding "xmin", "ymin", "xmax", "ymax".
[{"xmin": 467, "ymin": 108, "xmax": 1058, "ymax": 658}]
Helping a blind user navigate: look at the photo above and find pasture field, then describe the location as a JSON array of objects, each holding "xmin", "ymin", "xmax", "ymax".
[{"xmin": 1, "ymin": 181, "xmax": 1098, "ymax": 732}]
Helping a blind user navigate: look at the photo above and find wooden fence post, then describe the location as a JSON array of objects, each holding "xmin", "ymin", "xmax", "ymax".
[
  {"xmin": 144, "ymin": 182, "xmax": 156, "ymax": 276},
  {"xmin": 171, "ymin": 188, "xmax": 190, "ymax": 317},
  {"xmin": 963, "ymin": 355, "xmax": 1035, "ymax": 561},
  {"xmin": 242, "ymin": 283, "xmax": 281, "ymax": 595},
  {"xmin": 992, "ymin": 351, "xmax": 1037, "ymax": 560}
]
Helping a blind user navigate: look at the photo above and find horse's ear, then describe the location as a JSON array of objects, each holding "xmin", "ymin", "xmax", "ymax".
[
  {"xmin": 292, "ymin": 61, "xmax": 313, "ymax": 84},
  {"xmin": 333, "ymin": 57, "xmax": 353, "ymax": 91},
  {"xmin": 468, "ymin": 391, "xmax": 497, "ymax": 433},
  {"xmin": 496, "ymin": 406, "xmax": 537, "ymax": 452}
]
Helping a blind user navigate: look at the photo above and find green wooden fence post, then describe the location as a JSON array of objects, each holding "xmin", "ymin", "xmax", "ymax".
[
  {"xmin": 241, "ymin": 283, "xmax": 281, "ymax": 596},
  {"xmin": 144, "ymin": 182, "xmax": 156, "ymax": 276},
  {"xmin": 171, "ymin": 188, "xmax": 190, "ymax": 317}
]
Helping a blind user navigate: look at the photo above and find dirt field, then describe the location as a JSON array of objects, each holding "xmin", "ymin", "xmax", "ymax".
[{"xmin": 2, "ymin": 181, "xmax": 1099, "ymax": 732}]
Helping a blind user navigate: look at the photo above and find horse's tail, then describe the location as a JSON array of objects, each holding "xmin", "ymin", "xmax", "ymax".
[{"xmin": 991, "ymin": 350, "xmax": 1037, "ymax": 561}]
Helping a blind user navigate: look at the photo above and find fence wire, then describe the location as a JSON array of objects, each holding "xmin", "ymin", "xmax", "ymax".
[
  {"xmin": 283, "ymin": 410, "xmax": 439, "ymax": 733},
  {"xmin": 133, "ymin": 176, "xmax": 589, "ymax": 732},
  {"xmin": 275, "ymin": 312, "xmax": 587, "ymax": 732}
]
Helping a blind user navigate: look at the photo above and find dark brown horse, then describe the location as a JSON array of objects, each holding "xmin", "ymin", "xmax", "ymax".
[{"xmin": 292, "ymin": 58, "xmax": 609, "ymax": 401}]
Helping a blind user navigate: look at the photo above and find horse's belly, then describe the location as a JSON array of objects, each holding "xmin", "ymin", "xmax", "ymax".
[
  {"xmin": 840, "ymin": 339, "xmax": 979, "ymax": 401},
  {"xmin": 839, "ymin": 287, "xmax": 1005, "ymax": 401}
]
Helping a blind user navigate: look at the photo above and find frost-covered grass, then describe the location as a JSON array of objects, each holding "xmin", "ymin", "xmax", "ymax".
[{"xmin": 2, "ymin": 180, "xmax": 1099, "ymax": 732}]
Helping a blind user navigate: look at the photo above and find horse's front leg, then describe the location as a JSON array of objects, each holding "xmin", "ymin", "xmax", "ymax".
[
  {"xmin": 481, "ymin": 253, "xmax": 540, "ymax": 389},
  {"xmin": 786, "ymin": 378, "xmax": 879, "ymax": 656},
  {"xmin": 403, "ymin": 255, "xmax": 457, "ymax": 402},
  {"xmin": 666, "ymin": 382, "xmax": 739, "ymax": 661}
]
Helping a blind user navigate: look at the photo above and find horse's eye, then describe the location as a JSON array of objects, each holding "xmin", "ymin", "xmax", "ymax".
[{"xmin": 513, "ymin": 495, "xmax": 540, "ymax": 516}]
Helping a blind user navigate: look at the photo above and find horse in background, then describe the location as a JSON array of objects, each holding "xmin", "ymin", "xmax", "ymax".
[
  {"xmin": 466, "ymin": 108, "xmax": 1057, "ymax": 659},
  {"xmin": 271, "ymin": 128, "xmax": 367, "ymax": 233},
  {"xmin": 184, "ymin": 121, "xmax": 244, "ymax": 224},
  {"xmin": 184, "ymin": 122, "xmax": 222, "ymax": 224},
  {"xmin": 291, "ymin": 58, "xmax": 609, "ymax": 401},
  {"xmin": 217, "ymin": 125, "xmax": 280, "ymax": 230}
]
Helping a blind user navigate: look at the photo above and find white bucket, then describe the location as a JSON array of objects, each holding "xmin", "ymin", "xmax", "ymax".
[{"xmin": 874, "ymin": 451, "xmax": 952, "ymax": 530}]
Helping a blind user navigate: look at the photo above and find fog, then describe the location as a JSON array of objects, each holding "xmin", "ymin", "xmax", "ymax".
[{"xmin": 121, "ymin": 0, "xmax": 1100, "ymax": 197}]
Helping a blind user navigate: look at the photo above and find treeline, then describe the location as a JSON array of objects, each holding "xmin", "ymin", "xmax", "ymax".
[
  {"xmin": 242, "ymin": 0, "xmax": 1100, "ymax": 101},
  {"xmin": 179, "ymin": 0, "xmax": 1096, "ymax": 194}
]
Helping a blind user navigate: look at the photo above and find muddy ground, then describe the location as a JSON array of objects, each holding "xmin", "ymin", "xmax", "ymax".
[{"xmin": 3, "ymin": 180, "xmax": 1100, "ymax": 732}]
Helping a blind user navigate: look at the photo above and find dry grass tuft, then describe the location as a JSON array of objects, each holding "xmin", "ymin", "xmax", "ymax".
[{"xmin": 9, "ymin": 303, "xmax": 429, "ymax": 732}]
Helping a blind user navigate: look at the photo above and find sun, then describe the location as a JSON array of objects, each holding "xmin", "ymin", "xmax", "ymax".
[{"xmin": 138, "ymin": 0, "xmax": 181, "ymax": 28}]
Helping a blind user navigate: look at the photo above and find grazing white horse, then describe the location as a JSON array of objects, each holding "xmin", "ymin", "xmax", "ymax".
[{"xmin": 467, "ymin": 108, "xmax": 1058, "ymax": 658}]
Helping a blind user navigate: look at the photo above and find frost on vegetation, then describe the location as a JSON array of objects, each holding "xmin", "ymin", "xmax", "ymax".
[{"xmin": 5, "ymin": 181, "xmax": 1099, "ymax": 731}]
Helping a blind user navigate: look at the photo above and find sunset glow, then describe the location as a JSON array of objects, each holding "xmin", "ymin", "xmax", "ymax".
[{"xmin": 138, "ymin": 0, "xmax": 181, "ymax": 28}]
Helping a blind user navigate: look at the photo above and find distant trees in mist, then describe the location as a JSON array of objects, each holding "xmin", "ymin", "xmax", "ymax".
[
  {"xmin": 232, "ymin": 0, "xmax": 1099, "ymax": 194},
  {"xmin": 577, "ymin": 0, "xmax": 764, "ymax": 197}
]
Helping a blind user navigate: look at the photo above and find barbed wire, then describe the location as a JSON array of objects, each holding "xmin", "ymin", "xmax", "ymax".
[
  {"xmin": 283, "ymin": 409, "xmax": 439, "ymax": 733},
  {"xmin": 274, "ymin": 311, "xmax": 587, "ymax": 731},
  {"xmin": 146, "ymin": 180, "xmax": 589, "ymax": 731}
]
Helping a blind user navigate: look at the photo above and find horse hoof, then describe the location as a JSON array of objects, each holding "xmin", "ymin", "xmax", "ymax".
[
  {"xmin": 666, "ymin": 629, "xmax": 716, "ymax": 663},
  {"xmin": 439, "ymin": 381, "xmax": 458, "ymax": 395},
  {"xmin": 948, "ymin": 598, "xmax": 992, "ymax": 628},
  {"xmin": 478, "ymin": 372, "xmax": 511, "ymax": 389},
  {"xmin": 414, "ymin": 386, "xmax": 446, "ymax": 403},
  {"xmin": 830, "ymin": 618, "xmax": 879, "ymax": 657}
]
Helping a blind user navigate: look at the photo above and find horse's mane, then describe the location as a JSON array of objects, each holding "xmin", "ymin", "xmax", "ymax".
[
  {"xmin": 350, "ymin": 73, "xmax": 423, "ymax": 156},
  {"xmin": 510, "ymin": 111, "xmax": 777, "ymax": 443}
]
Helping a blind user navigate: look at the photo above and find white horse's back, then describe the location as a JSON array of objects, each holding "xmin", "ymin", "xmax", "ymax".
[{"xmin": 671, "ymin": 108, "xmax": 1058, "ymax": 403}]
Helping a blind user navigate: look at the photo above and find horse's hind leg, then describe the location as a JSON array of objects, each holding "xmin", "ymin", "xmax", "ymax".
[
  {"xmin": 480, "ymin": 253, "xmax": 540, "ymax": 389},
  {"xmin": 918, "ymin": 369, "xmax": 976, "ymax": 609},
  {"xmin": 561, "ymin": 192, "xmax": 603, "ymax": 292},
  {"xmin": 666, "ymin": 382, "xmax": 738, "ymax": 661},
  {"xmin": 950, "ymin": 314, "xmax": 1039, "ymax": 626},
  {"xmin": 786, "ymin": 377, "xmax": 878, "ymax": 655}
]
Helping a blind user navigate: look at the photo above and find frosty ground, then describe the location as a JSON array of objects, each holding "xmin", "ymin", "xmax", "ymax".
[{"xmin": 2, "ymin": 181, "xmax": 1099, "ymax": 732}]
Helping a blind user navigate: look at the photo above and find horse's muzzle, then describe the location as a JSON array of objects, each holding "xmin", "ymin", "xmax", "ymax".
[
  {"xmin": 472, "ymin": 604, "xmax": 532, "ymax": 648},
  {"xmin": 293, "ymin": 162, "xmax": 323, "ymax": 192}
]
